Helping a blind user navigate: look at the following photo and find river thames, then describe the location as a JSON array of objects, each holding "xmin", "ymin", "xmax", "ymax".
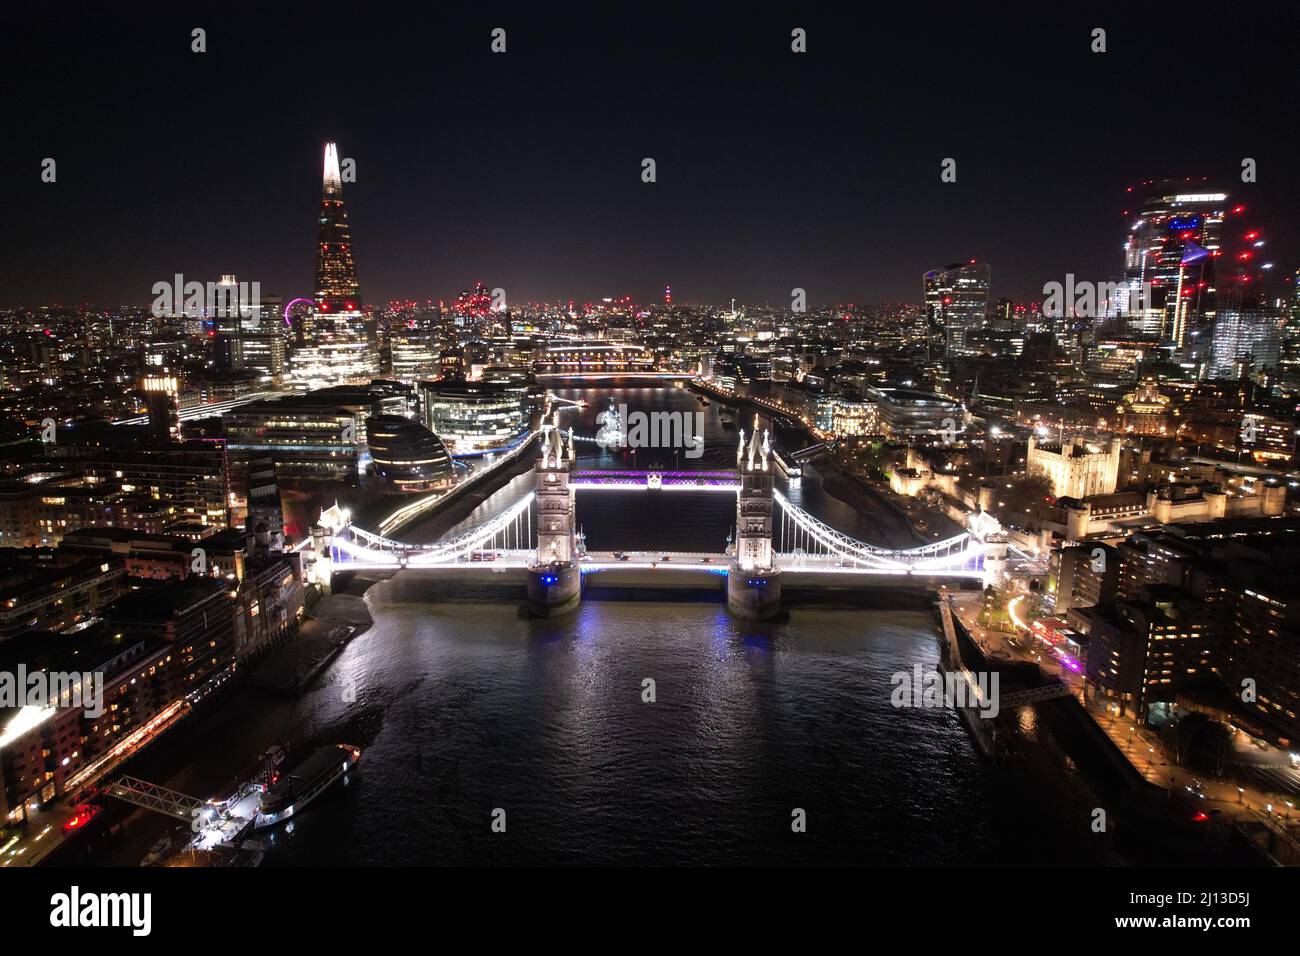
[{"xmin": 96, "ymin": 385, "xmax": 1108, "ymax": 865}]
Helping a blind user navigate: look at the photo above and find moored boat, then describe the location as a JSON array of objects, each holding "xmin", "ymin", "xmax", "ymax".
[{"xmin": 254, "ymin": 744, "xmax": 361, "ymax": 829}]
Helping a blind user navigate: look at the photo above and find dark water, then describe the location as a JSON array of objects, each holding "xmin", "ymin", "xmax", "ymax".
[
  {"xmin": 95, "ymin": 385, "xmax": 1108, "ymax": 865},
  {"xmin": 243, "ymin": 594, "xmax": 993, "ymax": 865}
]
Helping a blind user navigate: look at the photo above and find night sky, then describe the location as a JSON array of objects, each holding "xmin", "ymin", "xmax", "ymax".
[{"xmin": 5, "ymin": 3, "xmax": 1298, "ymax": 309}]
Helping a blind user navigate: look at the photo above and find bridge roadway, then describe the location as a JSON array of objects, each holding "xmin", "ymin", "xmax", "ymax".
[
  {"xmin": 334, "ymin": 548, "xmax": 985, "ymax": 583},
  {"xmin": 328, "ymin": 469, "xmax": 989, "ymax": 584}
]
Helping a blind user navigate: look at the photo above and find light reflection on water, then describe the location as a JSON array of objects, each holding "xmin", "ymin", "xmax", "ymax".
[
  {"xmin": 96, "ymin": 385, "xmax": 1103, "ymax": 866},
  {"xmin": 258, "ymin": 589, "xmax": 1003, "ymax": 865}
]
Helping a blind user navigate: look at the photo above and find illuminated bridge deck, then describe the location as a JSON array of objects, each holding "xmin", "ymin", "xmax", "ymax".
[
  {"xmin": 324, "ymin": 474, "xmax": 990, "ymax": 584},
  {"xmin": 569, "ymin": 470, "xmax": 739, "ymax": 489}
]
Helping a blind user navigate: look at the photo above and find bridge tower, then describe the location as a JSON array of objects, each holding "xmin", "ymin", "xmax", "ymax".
[
  {"xmin": 968, "ymin": 509, "xmax": 1008, "ymax": 589},
  {"xmin": 306, "ymin": 500, "xmax": 350, "ymax": 593},
  {"xmin": 727, "ymin": 418, "xmax": 782, "ymax": 619},
  {"xmin": 527, "ymin": 421, "xmax": 582, "ymax": 616}
]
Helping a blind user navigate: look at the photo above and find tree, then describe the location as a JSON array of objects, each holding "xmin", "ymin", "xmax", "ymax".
[
  {"xmin": 994, "ymin": 473, "xmax": 1055, "ymax": 527},
  {"xmin": 980, "ymin": 584, "xmax": 1008, "ymax": 630}
]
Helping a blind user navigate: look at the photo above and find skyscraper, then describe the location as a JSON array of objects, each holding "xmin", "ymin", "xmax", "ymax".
[
  {"xmin": 291, "ymin": 143, "xmax": 379, "ymax": 387},
  {"xmin": 141, "ymin": 371, "xmax": 181, "ymax": 443},
  {"xmin": 1121, "ymin": 180, "xmax": 1230, "ymax": 366},
  {"xmin": 923, "ymin": 261, "xmax": 990, "ymax": 358},
  {"xmin": 211, "ymin": 274, "xmax": 245, "ymax": 374},
  {"xmin": 1281, "ymin": 267, "xmax": 1300, "ymax": 382},
  {"xmin": 1208, "ymin": 308, "xmax": 1282, "ymax": 380},
  {"xmin": 1208, "ymin": 223, "xmax": 1281, "ymax": 381}
]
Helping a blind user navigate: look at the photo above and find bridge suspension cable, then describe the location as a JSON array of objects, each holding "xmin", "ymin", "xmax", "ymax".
[
  {"xmin": 772, "ymin": 490, "xmax": 975, "ymax": 569},
  {"xmin": 336, "ymin": 492, "xmax": 536, "ymax": 566},
  {"xmin": 329, "ymin": 484, "xmax": 981, "ymax": 576}
]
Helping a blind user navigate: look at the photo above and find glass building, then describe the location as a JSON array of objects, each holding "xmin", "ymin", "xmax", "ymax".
[
  {"xmin": 366, "ymin": 415, "xmax": 453, "ymax": 492},
  {"xmin": 865, "ymin": 385, "xmax": 964, "ymax": 438},
  {"xmin": 1122, "ymin": 181, "xmax": 1228, "ymax": 364},
  {"xmin": 1209, "ymin": 308, "xmax": 1283, "ymax": 380},
  {"xmin": 239, "ymin": 331, "xmax": 286, "ymax": 380},
  {"xmin": 390, "ymin": 334, "xmax": 441, "ymax": 382},
  {"xmin": 418, "ymin": 381, "xmax": 529, "ymax": 454},
  {"xmin": 291, "ymin": 143, "xmax": 379, "ymax": 387},
  {"xmin": 923, "ymin": 261, "xmax": 990, "ymax": 359}
]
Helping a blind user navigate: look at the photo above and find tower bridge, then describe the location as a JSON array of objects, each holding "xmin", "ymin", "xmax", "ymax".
[{"xmin": 309, "ymin": 420, "xmax": 1003, "ymax": 618}]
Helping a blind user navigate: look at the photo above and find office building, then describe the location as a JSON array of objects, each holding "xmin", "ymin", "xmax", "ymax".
[
  {"xmin": 923, "ymin": 261, "xmax": 990, "ymax": 358},
  {"xmin": 418, "ymin": 381, "xmax": 530, "ymax": 454},
  {"xmin": 366, "ymin": 415, "xmax": 454, "ymax": 492}
]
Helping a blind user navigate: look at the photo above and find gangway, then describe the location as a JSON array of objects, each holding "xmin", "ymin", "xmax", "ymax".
[{"xmin": 107, "ymin": 776, "xmax": 209, "ymax": 823}]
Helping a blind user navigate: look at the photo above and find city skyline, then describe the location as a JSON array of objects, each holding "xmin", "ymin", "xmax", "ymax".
[
  {"xmin": 5, "ymin": 6, "xmax": 1299, "ymax": 308},
  {"xmin": 6, "ymin": 0, "xmax": 1300, "ymax": 912}
]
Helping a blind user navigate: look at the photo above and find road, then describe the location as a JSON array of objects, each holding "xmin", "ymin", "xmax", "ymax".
[{"xmin": 944, "ymin": 589, "xmax": 1300, "ymax": 840}]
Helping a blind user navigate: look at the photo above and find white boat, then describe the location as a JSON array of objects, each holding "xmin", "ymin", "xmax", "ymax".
[{"xmin": 255, "ymin": 744, "xmax": 362, "ymax": 829}]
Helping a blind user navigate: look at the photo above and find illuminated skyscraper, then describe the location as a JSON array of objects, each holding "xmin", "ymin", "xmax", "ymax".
[
  {"xmin": 212, "ymin": 274, "xmax": 243, "ymax": 374},
  {"xmin": 389, "ymin": 333, "xmax": 440, "ymax": 381},
  {"xmin": 1121, "ymin": 180, "xmax": 1230, "ymax": 366},
  {"xmin": 291, "ymin": 143, "xmax": 379, "ymax": 387},
  {"xmin": 316, "ymin": 143, "xmax": 359, "ymax": 314},
  {"xmin": 451, "ymin": 282, "xmax": 493, "ymax": 329},
  {"xmin": 1208, "ymin": 225, "xmax": 1281, "ymax": 381},
  {"xmin": 1208, "ymin": 308, "xmax": 1282, "ymax": 380},
  {"xmin": 141, "ymin": 371, "xmax": 181, "ymax": 443},
  {"xmin": 1282, "ymin": 267, "xmax": 1300, "ymax": 381},
  {"xmin": 923, "ymin": 261, "xmax": 990, "ymax": 359}
]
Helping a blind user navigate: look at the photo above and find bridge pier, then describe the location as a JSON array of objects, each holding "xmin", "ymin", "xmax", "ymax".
[
  {"xmin": 526, "ymin": 563, "xmax": 582, "ymax": 616},
  {"xmin": 726, "ymin": 567, "xmax": 782, "ymax": 620}
]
